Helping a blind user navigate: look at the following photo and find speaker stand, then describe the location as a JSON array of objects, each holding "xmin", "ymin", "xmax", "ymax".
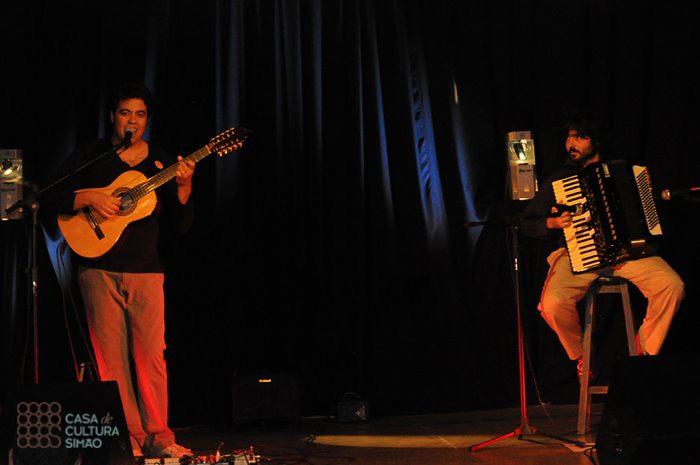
[{"xmin": 468, "ymin": 224, "xmax": 585, "ymax": 452}]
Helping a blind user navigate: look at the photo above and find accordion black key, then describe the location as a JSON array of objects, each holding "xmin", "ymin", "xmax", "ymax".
[{"xmin": 552, "ymin": 160, "xmax": 663, "ymax": 273}]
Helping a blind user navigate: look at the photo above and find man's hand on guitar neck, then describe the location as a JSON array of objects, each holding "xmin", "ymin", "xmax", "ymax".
[{"xmin": 74, "ymin": 191, "xmax": 121, "ymax": 219}]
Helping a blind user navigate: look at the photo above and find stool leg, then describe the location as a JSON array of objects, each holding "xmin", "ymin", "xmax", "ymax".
[
  {"xmin": 578, "ymin": 290, "xmax": 595, "ymax": 435},
  {"xmin": 620, "ymin": 284, "xmax": 638, "ymax": 356}
]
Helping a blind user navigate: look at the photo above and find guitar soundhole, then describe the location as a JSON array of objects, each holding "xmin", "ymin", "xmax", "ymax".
[{"xmin": 115, "ymin": 191, "xmax": 136, "ymax": 216}]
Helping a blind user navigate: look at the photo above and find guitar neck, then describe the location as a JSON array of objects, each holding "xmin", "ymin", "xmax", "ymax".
[{"xmin": 130, "ymin": 146, "xmax": 210, "ymax": 201}]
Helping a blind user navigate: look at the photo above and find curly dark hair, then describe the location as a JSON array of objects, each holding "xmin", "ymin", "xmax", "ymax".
[
  {"xmin": 110, "ymin": 82, "xmax": 154, "ymax": 116},
  {"xmin": 563, "ymin": 113, "xmax": 608, "ymax": 155}
]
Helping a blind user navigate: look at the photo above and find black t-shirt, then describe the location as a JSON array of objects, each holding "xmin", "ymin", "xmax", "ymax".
[{"xmin": 50, "ymin": 139, "xmax": 193, "ymax": 273}]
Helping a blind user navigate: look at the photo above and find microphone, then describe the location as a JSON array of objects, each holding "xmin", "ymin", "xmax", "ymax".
[
  {"xmin": 123, "ymin": 128, "xmax": 134, "ymax": 147},
  {"xmin": 660, "ymin": 186, "xmax": 700, "ymax": 201}
]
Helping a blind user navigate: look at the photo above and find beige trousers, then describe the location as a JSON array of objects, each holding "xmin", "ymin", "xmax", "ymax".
[
  {"xmin": 538, "ymin": 248, "xmax": 685, "ymax": 360},
  {"xmin": 78, "ymin": 267, "xmax": 175, "ymax": 453}
]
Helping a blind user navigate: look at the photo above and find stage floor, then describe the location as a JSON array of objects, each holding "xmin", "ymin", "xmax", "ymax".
[{"xmin": 175, "ymin": 403, "xmax": 603, "ymax": 464}]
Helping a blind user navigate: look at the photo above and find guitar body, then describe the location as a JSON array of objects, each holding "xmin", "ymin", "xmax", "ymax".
[{"xmin": 57, "ymin": 170, "xmax": 157, "ymax": 258}]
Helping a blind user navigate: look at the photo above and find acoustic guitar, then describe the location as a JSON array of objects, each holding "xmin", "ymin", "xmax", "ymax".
[{"xmin": 58, "ymin": 127, "xmax": 250, "ymax": 258}]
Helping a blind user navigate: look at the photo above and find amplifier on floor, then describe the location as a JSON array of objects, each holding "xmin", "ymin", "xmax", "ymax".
[
  {"xmin": 8, "ymin": 381, "xmax": 132, "ymax": 465},
  {"xmin": 337, "ymin": 392, "xmax": 369, "ymax": 423},
  {"xmin": 596, "ymin": 356, "xmax": 700, "ymax": 465},
  {"xmin": 231, "ymin": 373, "xmax": 300, "ymax": 422}
]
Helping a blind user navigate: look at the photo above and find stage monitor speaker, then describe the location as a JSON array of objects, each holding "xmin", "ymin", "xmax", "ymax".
[
  {"xmin": 231, "ymin": 374, "xmax": 300, "ymax": 423},
  {"xmin": 8, "ymin": 381, "xmax": 132, "ymax": 465},
  {"xmin": 596, "ymin": 356, "xmax": 700, "ymax": 465},
  {"xmin": 337, "ymin": 393, "xmax": 369, "ymax": 423}
]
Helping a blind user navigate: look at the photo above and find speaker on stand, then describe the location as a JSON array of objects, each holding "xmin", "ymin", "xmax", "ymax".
[{"xmin": 506, "ymin": 131, "xmax": 538, "ymax": 201}]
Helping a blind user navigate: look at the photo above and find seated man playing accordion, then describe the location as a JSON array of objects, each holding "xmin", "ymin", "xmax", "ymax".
[{"xmin": 521, "ymin": 115, "xmax": 684, "ymax": 377}]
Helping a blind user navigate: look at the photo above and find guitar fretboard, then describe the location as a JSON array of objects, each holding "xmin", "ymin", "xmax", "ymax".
[{"xmin": 127, "ymin": 146, "xmax": 211, "ymax": 201}]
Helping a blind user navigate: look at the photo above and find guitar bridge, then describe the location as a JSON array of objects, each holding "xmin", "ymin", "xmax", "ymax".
[{"xmin": 83, "ymin": 208, "xmax": 105, "ymax": 240}]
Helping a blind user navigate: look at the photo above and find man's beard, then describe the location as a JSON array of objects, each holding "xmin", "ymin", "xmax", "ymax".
[{"xmin": 568, "ymin": 150, "xmax": 596, "ymax": 165}]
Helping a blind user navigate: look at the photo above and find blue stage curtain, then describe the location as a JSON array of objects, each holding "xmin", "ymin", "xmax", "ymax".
[{"xmin": 1, "ymin": 0, "xmax": 697, "ymax": 423}]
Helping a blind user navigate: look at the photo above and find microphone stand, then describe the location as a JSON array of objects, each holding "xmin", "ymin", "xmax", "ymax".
[
  {"xmin": 660, "ymin": 186, "xmax": 700, "ymax": 203},
  {"xmin": 465, "ymin": 215, "xmax": 585, "ymax": 452},
  {"xmin": 5, "ymin": 138, "xmax": 129, "ymax": 384}
]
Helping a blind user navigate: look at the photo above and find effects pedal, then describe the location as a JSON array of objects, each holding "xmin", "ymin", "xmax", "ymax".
[{"xmin": 139, "ymin": 446, "xmax": 259, "ymax": 465}]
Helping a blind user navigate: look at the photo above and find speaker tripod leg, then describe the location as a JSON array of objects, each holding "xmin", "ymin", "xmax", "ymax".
[
  {"xmin": 468, "ymin": 421, "xmax": 535, "ymax": 452},
  {"xmin": 468, "ymin": 418, "xmax": 585, "ymax": 452},
  {"xmin": 468, "ymin": 225, "xmax": 585, "ymax": 453}
]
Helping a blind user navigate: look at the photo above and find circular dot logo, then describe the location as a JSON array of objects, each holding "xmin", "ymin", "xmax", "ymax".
[{"xmin": 16, "ymin": 402, "xmax": 62, "ymax": 448}]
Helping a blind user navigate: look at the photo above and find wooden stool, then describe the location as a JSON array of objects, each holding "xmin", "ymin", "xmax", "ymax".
[{"xmin": 577, "ymin": 276, "xmax": 639, "ymax": 435}]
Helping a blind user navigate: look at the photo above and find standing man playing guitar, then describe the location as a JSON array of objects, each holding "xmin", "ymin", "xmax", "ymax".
[{"xmin": 52, "ymin": 83, "xmax": 195, "ymax": 459}]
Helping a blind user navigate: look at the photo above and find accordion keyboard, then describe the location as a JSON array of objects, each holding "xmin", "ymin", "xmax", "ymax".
[{"xmin": 552, "ymin": 175, "xmax": 602, "ymax": 272}]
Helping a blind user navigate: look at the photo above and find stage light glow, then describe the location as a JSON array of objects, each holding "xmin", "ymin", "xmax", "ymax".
[
  {"xmin": 314, "ymin": 433, "xmax": 487, "ymax": 448},
  {"xmin": 2, "ymin": 159, "xmax": 17, "ymax": 176}
]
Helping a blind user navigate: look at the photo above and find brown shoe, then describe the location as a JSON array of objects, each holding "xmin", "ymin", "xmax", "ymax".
[{"xmin": 157, "ymin": 443, "xmax": 193, "ymax": 458}]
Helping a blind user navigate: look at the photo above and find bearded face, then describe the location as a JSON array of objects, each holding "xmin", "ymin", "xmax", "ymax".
[{"xmin": 565, "ymin": 129, "xmax": 597, "ymax": 165}]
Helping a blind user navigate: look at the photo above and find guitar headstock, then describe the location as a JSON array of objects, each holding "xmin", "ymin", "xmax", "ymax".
[{"xmin": 207, "ymin": 127, "xmax": 252, "ymax": 157}]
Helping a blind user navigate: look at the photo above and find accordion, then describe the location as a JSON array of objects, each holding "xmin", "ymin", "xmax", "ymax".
[{"xmin": 552, "ymin": 160, "xmax": 663, "ymax": 273}]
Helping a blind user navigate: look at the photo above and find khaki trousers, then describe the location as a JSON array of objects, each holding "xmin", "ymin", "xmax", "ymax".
[
  {"xmin": 78, "ymin": 267, "xmax": 175, "ymax": 453},
  {"xmin": 538, "ymin": 248, "xmax": 685, "ymax": 360}
]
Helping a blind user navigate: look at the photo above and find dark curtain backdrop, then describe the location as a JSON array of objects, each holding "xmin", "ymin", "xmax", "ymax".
[{"xmin": 1, "ymin": 0, "xmax": 698, "ymax": 427}]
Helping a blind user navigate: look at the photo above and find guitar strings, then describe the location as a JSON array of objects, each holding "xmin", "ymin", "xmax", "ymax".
[
  {"xmin": 120, "ymin": 129, "xmax": 247, "ymax": 201},
  {"xmin": 123, "ymin": 146, "xmax": 210, "ymax": 201}
]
